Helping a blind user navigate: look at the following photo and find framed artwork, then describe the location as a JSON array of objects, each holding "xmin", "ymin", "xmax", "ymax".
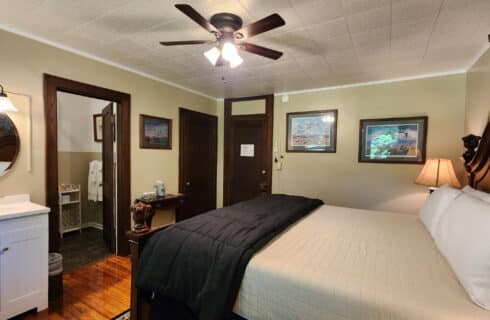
[
  {"xmin": 93, "ymin": 114, "xmax": 103, "ymax": 142},
  {"xmin": 286, "ymin": 109, "xmax": 338, "ymax": 153},
  {"xmin": 140, "ymin": 114, "xmax": 172, "ymax": 149},
  {"xmin": 358, "ymin": 116, "xmax": 428, "ymax": 164}
]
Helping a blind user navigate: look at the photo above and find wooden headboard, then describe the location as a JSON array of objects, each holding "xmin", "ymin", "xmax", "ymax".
[{"xmin": 463, "ymin": 121, "xmax": 490, "ymax": 192}]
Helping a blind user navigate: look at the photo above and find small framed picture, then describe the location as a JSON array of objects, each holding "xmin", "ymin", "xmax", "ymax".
[
  {"xmin": 286, "ymin": 109, "xmax": 338, "ymax": 153},
  {"xmin": 359, "ymin": 116, "xmax": 428, "ymax": 164},
  {"xmin": 93, "ymin": 114, "xmax": 103, "ymax": 142},
  {"xmin": 140, "ymin": 114, "xmax": 172, "ymax": 149}
]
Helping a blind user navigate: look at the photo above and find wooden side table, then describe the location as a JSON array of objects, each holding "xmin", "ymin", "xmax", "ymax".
[
  {"xmin": 128, "ymin": 193, "xmax": 186, "ymax": 320},
  {"xmin": 133, "ymin": 193, "xmax": 186, "ymax": 229}
]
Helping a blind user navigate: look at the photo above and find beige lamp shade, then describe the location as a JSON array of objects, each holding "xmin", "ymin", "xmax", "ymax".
[{"xmin": 415, "ymin": 159, "xmax": 461, "ymax": 188}]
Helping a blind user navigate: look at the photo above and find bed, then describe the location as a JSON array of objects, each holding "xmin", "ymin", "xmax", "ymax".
[
  {"xmin": 129, "ymin": 120, "xmax": 490, "ymax": 320},
  {"xmin": 233, "ymin": 205, "xmax": 488, "ymax": 320}
]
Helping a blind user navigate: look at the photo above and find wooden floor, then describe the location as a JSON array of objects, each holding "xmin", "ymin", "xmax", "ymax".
[{"xmin": 15, "ymin": 255, "xmax": 131, "ymax": 320}]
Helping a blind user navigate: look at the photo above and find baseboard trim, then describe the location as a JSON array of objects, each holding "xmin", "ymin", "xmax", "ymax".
[{"xmin": 82, "ymin": 222, "xmax": 103, "ymax": 230}]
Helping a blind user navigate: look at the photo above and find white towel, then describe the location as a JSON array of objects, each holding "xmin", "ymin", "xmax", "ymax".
[
  {"xmin": 88, "ymin": 160, "xmax": 103, "ymax": 202},
  {"xmin": 97, "ymin": 161, "xmax": 103, "ymax": 202}
]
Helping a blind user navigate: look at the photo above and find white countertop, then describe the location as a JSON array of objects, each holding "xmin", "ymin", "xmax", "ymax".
[{"xmin": 0, "ymin": 194, "xmax": 50, "ymax": 221}]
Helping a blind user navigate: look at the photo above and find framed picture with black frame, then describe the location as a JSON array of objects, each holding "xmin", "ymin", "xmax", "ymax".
[
  {"xmin": 286, "ymin": 109, "xmax": 338, "ymax": 153},
  {"xmin": 139, "ymin": 114, "xmax": 172, "ymax": 149},
  {"xmin": 358, "ymin": 116, "xmax": 428, "ymax": 164}
]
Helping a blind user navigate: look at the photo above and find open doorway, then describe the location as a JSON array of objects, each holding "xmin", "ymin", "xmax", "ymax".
[
  {"xmin": 44, "ymin": 74, "xmax": 131, "ymax": 260},
  {"xmin": 57, "ymin": 92, "xmax": 116, "ymax": 270}
]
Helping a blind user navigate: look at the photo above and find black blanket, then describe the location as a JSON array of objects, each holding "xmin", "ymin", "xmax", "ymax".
[{"xmin": 135, "ymin": 194, "xmax": 323, "ymax": 320}]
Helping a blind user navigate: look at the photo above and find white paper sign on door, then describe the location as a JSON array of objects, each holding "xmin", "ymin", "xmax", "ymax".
[{"xmin": 240, "ymin": 144, "xmax": 254, "ymax": 157}]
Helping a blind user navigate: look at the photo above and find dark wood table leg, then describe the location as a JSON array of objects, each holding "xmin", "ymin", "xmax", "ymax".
[
  {"xmin": 145, "ymin": 205, "xmax": 155, "ymax": 230},
  {"xmin": 175, "ymin": 200, "xmax": 183, "ymax": 222},
  {"xmin": 129, "ymin": 236, "xmax": 141, "ymax": 320}
]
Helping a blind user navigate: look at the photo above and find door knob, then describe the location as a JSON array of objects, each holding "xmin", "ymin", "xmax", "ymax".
[
  {"xmin": 261, "ymin": 170, "xmax": 267, "ymax": 175},
  {"xmin": 185, "ymin": 181, "xmax": 191, "ymax": 187}
]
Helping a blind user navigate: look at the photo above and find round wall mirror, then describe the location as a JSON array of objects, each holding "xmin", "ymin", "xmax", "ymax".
[{"xmin": 0, "ymin": 114, "xmax": 20, "ymax": 176}]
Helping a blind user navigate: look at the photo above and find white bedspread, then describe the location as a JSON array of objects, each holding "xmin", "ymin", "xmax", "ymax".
[{"xmin": 233, "ymin": 205, "xmax": 489, "ymax": 320}]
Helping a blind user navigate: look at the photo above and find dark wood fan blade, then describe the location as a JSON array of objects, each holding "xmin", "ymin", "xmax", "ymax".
[
  {"xmin": 175, "ymin": 4, "xmax": 218, "ymax": 34},
  {"xmin": 239, "ymin": 42, "xmax": 283, "ymax": 60},
  {"xmin": 160, "ymin": 40, "xmax": 213, "ymax": 46},
  {"xmin": 235, "ymin": 13, "xmax": 285, "ymax": 39}
]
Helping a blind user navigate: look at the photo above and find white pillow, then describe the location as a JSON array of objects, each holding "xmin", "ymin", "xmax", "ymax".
[
  {"xmin": 419, "ymin": 185, "xmax": 461, "ymax": 237},
  {"xmin": 434, "ymin": 193, "xmax": 490, "ymax": 310},
  {"xmin": 463, "ymin": 185, "xmax": 490, "ymax": 203}
]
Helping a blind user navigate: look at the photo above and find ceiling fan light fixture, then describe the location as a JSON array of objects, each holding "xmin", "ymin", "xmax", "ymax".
[
  {"xmin": 229, "ymin": 54, "xmax": 243, "ymax": 68},
  {"xmin": 221, "ymin": 42, "xmax": 238, "ymax": 62},
  {"xmin": 204, "ymin": 47, "xmax": 221, "ymax": 66}
]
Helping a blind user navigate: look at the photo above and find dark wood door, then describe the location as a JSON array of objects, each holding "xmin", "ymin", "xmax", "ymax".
[
  {"xmin": 224, "ymin": 95, "xmax": 274, "ymax": 206},
  {"xmin": 102, "ymin": 103, "xmax": 115, "ymax": 252},
  {"xmin": 230, "ymin": 117, "xmax": 269, "ymax": 204},
  {"xmin": 179, "ymin": 108, "xmax": 218, "ymax": 220}
]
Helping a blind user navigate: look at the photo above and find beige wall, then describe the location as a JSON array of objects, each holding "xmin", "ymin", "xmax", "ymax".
[
  {"xmin": 217, "ymin": 75, "xmax": 467, "ymax": 214},
  {"xmin": 0, "ymin": 29, "xmax": 217, "ymax": 207},
  {"xmin": 59, "ymin": 152, "xmax": 102, "ymax": 225},
  {"xmin": 466, "ymin": 47, "xmax": 490, "ymax": 135},
  {"xmin": 231, "ymin": 99, "xmax": 266, "ymax": 115},
  {"xmin": 0, "ymin": 28, "xmax": 474, "ymax": 217},
  {"xmin": 272, "ymin": 75, "xmax": 466, "ymax": 214}
]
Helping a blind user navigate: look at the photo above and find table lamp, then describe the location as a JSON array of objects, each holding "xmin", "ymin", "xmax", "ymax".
[{"xmin": 415, "ymin": 158, "xmax": 461, "ymax": 192}]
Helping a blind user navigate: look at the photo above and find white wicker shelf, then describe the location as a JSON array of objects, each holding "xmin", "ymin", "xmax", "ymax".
[
  {"xmin": 60, "ymin": 189, "xmax": 80, "ymax": 194},
  {"xmin": 59, "ymin": 184, "xmax": 82, "ymax": 237},
  {"xmin": 60, "ymin": 200, "xmax": 80, "ymax": 205}
]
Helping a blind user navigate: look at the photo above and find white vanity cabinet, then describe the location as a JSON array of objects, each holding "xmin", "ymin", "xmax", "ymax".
[{"xmin": 0, "ymin": 195, "xmax": 49, "ymax": 319}]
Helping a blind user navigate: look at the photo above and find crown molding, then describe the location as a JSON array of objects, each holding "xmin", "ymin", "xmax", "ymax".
[
  {"xmin": 0, "ymin": 24, "xmax": 217, "ymax": 101},
  {"xmin": 1, "ymin": 24, "xmax": 477, "ymax": 101},
  {"xmin": 466, "ymin": 42, "xmax": 490, "ymax": 71},
  {"xmin": 274, "ymin": 70, "xmax": 467, "ymax": 97}
]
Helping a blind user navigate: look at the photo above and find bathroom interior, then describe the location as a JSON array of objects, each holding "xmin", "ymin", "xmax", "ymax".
[{"xmin": 57, "ymin": 91, "xmax": 116, "ymax": 271}]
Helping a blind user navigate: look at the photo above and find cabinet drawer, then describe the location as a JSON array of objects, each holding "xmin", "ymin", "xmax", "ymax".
[{"xmin": 0, "ymin": 214, "xmax": 47, "ymax": 232}]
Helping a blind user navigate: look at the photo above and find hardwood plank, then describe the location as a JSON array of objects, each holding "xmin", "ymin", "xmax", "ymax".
[{"xmin": 14, "ymin": 256, "xmax": 131, "ymax": 320}]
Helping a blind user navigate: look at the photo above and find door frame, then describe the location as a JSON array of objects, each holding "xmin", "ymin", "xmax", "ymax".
[
  {"xmin": 44, "ymin": 74, "xmax": 131, "ymax": 255},
  {"xmin": 223, "ymin": 95, "xmax": 274, "ymax": 206},
  {"xmin": 178, "ymin": 108, "xmax": 218, "ymax": 214},
  {"xmin": 101, "ymin": 103, "xmax": 116, "ymax": 253}
]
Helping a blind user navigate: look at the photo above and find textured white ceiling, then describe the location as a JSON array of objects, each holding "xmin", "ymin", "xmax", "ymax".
[{"xmin": 1, "ymin": 0, "xmax": 489, "ymax": 98}]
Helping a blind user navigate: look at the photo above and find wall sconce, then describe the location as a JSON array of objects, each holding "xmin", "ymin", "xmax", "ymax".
[{"xmin": 0, "ymin": 84, "xmax": 18, "ymax": 113}]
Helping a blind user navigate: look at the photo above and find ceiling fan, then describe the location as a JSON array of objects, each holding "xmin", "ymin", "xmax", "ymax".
[{"xmin": 160, "ymin": 4, "xmax": 286, "ymax": 68}]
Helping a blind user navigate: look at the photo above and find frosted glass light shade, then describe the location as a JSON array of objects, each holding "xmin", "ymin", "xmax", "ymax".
[
  {"xmin": 222, "ymin": 42, "xmax": 238, "ymax": 62},
  {"xmin": 204, "ymin": 47, "xmax": 221, "ymax": 66},
  {"xmin": 415, "ymin": 158, "xmax": 461, "ymax": 188},
  {"xmin": 0, "ymin": 94, "xmax": 17, "ymax": 113},
  {"xmin": 229, "ymin": 54, "xmax": 243, "ymax": 68}
]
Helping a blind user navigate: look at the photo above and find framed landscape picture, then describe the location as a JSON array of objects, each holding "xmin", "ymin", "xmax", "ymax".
[
  {"xmin": 286, "ymin": 109, "xmax": 338, "ymax": 153},
  {"xmin": 359, "ymin": 116, "xmax": 428, "ymax": 164},
  {"xmin": 140, "ymin": 114, "xmax": 172, "ymax": 149}
]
